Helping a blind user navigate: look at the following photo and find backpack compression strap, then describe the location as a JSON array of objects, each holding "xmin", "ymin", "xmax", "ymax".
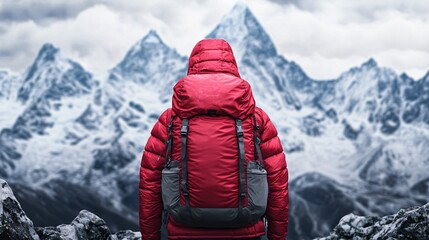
[
  {"xmin": 253, "ymin": 115, "xmax": 264, "ymax": 168},
  {"xmin": 181, "ymin": 118, "xmax": 190, "ymax": 206},
  {"xmin": 235, "ymin": 119, "xmax": 246, "ymax": 213},
  {"xmin": 164, "ymin": 117, "xmax": 175, "ymax": 167}
]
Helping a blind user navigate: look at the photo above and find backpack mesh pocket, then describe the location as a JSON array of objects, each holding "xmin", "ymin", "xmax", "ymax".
[
  {"xmin": 247, "ymin": 161, "xmax": 268, "ymax": 219},
  {"xmin": 161, "ymin": 160, "xmax": 180, "ymax": 210}
]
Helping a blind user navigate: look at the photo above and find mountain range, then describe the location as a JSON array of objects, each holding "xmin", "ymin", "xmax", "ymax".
[{"xmin": 0, "ymin": 2, "xmax": 428, "ymax": 239}]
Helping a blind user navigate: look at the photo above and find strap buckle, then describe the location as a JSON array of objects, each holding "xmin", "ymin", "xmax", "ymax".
[
  {"xmin": 240, "ymin": 192, "xmax": 246, "ymax": 199},
  {"xmin": 236, "ymin": 125, "xmax": 243, "ymax": 137},
  {"xmin": 180, "ymin": 125, "xmax": 188, "ymax": 136}
]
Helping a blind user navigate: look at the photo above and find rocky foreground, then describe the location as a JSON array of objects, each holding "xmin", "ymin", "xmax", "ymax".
[
  {"xmin": 0, "ymin": 179, "xmax": 139, "ymax": 240},
  {"xmin": 1, "ymin": 178, "xmax": 428, "ymax": 240},
  {"xmin": 316, "ymin": 202, "xmax": 429, "ymax": 240}
]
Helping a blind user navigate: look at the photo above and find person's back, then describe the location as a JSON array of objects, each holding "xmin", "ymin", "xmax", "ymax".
[{"xmin": 139, "ymin": 39, "xmax": 289, "ymax": 239}]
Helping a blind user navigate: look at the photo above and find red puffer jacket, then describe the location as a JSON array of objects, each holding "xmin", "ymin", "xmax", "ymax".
[{"xmin": 139, "ymin": 39, "xmax": 289, "ymax": 239}]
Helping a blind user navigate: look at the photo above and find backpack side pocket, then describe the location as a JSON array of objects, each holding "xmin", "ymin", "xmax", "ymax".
[
  {"xmin": 161, "ymin": 160, "xmax": 180, "ymax": 210},
  {"xmin": 247, "ymin": 161, "xmax": 268, "ymax": 220}
]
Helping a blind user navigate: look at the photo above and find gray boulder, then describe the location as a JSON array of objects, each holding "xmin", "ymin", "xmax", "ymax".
[
  {"xmin": 0, "ymin": 179, "xmax": 40, "ymax": 240},
  {"xmin": 317, "ymin": 202, "xmax": 429, "ymax": 240},
  {"xmin": 109, "ymin": 230, "xmax": 141, "ymax": 240},
  {"xmin": 35, "ymin": 210, "xmax": 111, "ymax": 240}
]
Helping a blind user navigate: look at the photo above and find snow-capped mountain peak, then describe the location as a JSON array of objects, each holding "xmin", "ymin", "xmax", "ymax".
[
  {"xmin": 124, "ymin": 30, "xmax": 166, "ymax": 58},
  {"xmin": 421, "ymin": 70, "xmax": 429, "ymax": 82},
  {"xmin": 108, "ymin": 30, "xmax": 187, "ymax": 97},
  {"xmin": 17, "ymin": 43, "xmax": 94, "ymax": 104},
  {"xmin": 205, "ymin": 3, "xmax": 304, "ymax": 111},
  {"xmin": 34, "ymin": 43, "xmax": 60, "ymax": 65},
  {"xmin": 361, "ymin": 58, "xmax": 378, "ymax": 69},
  {"xmin": 141, "ymin": 29, "xmax": 163, "ymax": 44},
  {"xmin": 206, "ymin": 2, "xmax": 277, "ymax": 61}
]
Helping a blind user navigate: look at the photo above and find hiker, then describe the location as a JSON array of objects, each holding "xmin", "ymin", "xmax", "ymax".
[{"xmin": 139, "ymin": 39, "xmax": 288, "ymax": 240}]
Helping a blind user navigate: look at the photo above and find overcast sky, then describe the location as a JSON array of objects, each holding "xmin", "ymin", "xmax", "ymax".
[{"xmin": 0, "ymin": 0, "xmax": 428, "ymax": 80}]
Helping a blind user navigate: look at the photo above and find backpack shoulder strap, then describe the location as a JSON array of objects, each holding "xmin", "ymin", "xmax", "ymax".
[
  {"xmin": 253, "ymin": 114, "xmax": 264, "ymax": 168},
  {"xmin": 180, "ymin": 118, "xmax": 189, "ymax": 199},
  {"xmin": 164, "ymin": 116, "xmax": 175, "ymax": 168},
  {"xmin": 235, "ymin": 118, "xmax": 246, "ymax": 215}
]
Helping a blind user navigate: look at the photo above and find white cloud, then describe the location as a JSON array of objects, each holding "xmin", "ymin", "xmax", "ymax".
[
  {"xmin": 0, "ymin": 0, "xmax": 98, "ymax": 23},
  {"xmin": 249, "ymin": 0, "xmax": 429, "ymax": 79},
  {"xmin": 0, "ymin": 3, "xmax": 168, "ymax": 76},
  {"xmin": 0, "ymin": 0, "xmax": 428, "ymax": 80}
]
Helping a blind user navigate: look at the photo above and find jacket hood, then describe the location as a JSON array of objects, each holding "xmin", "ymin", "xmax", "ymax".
[
  {"xmin": 172, "ymin": 74, "xmax": 255, "ymax": 119},
  {"xmin": 173, "ymin": 39, "xmax": 254, "ymax": 119},
  {"xmin": 187, "ymin": 39, "xmax": 240, "ymax": 77}
]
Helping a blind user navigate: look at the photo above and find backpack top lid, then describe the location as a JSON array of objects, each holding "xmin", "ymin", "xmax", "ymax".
[
  {"xmin": 172, "ymin": 39, "xmax": 255, "ymax": 119},
  {"xmin": 172, "ymin": 74, "xmax": 255, "ymax": 119}
]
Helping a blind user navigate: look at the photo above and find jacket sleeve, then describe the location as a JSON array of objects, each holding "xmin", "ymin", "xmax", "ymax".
[
  {"xmin": 139, "ymin": 108, "xmax": 172, "ymax": 239},
  {"xmin": 256, "ymin": 108, "xmax": 289, "ymax": 240}
]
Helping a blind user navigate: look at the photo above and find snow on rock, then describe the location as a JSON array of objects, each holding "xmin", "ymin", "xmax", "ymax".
[
  {"xmin": 35, "ymin": 210, "xmax": 111, "ymax": 240},
  {"xmin": 0, "ymin": 179, "xmax": 40, "ymax": 240},
  {"xmin": 316, "ymin": 202, "xmax": 429, "ymax": 240},
  {"xmin": 0, "ymin": 69, "xmax": 22, "ymax": 101},
  {"xmin": 110, "ymin": 230, "xmax": 141, "ymax": 240}
]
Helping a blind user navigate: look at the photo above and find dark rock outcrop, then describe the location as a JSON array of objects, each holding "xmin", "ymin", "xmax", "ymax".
[
  {"xmin": 0, "ymin": 179, "xmax": 40, "ymax": 240},
  {"xmin": 317, "ymin": 202, "xmax": 429, "ymax": 240},
  {"xmin": 0, "ymin": 179, "xmax": 140, "ymax": 240}
]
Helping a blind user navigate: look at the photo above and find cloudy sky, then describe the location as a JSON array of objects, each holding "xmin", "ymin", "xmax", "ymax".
[{"xmin": 0, "ymin": 0, "xmax": 428, "ymax": 80}]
